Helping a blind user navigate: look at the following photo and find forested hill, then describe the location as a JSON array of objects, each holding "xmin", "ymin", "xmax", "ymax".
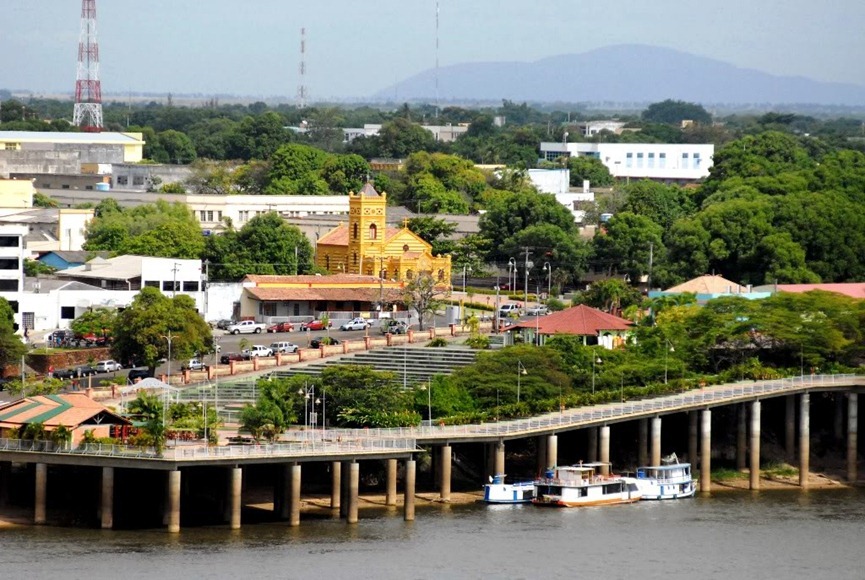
[{"xmin": 375, "ymin": 44, "xmax": 865, "ymax": 106}]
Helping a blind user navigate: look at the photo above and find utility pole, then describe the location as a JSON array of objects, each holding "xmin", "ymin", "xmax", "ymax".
[
  {"xmin": 522, "ymin": 247, "xmax": 532, "ymax": 310},
  {"xmin": 647, "ymin": 242, "xmax": 654, "ymax": 292}
]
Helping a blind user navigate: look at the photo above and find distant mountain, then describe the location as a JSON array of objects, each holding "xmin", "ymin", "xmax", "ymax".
[{"xmin": 374, "ymin": 45, "xmax": 865, "ymax": 106}]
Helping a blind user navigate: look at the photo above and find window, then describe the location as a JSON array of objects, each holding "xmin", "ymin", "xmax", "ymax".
[
  {"xmin": 369, "ymin": 223, "xmax": 377, "ymax": 240},
  {"xmin": 0, "ymin": 236, "xmax": 19, "ymax": 248},
  {"xmin": 625, "ymin": 152, "xmax": 633, "ymax": 168},
  {"xmin": 353, "ymin": 253, "xmax": 358, "ymax": 266},
  {"xmin": 682, "ymin": 152, "xmax": 689, "ymax": 169},
  {"xmin": 403, "ymin": 244, "xmax": 410, "ymax": 252},
  {"xmin": 0, "ymin": 280, "xmax": 17, "ymax": 291},
  {"xmin": 0, "ymin": 258, "xmax": 19, "ymax": 270},
  {"xmin": 183, "ymin": 281, "xmax": 199, "ymax": 292},
  {"xmin": 62, "ymin": 185, "xmax": 70, "ymax": 190},
  {"xmin": 7, "ymin": 300, "xmax": 17, "ymax": 313},
  {"xmin": 693, "ymin": 152, "xmax": 701, "ymax": 167},
  {"xmin": 659, "ymin": 152, "xmax": 667, "ymax": 168},
  {"xmin": 406, "ymin": 270, "xmax": 414, "ymax": 280},
  {"xmin": 117, "ymin": 175, "xmax": 129, "ymax": 185},
  {"xmin": 217, "ymin": 211, "xmax": 223, "ymax": 221},
  {"xmin": 262, "ymin": 303, "xmax": 277, "ymax": 316},
  {"xmin": 162, "ymin": 281, "xmax": 179, "ymax": 292},
  {"xmin": 353, "ymin": 223, "xmax": 359, "ymax": 239},
  {"xmin": 648, "ymin": 152, "xmax": 655, "ymax": 168},
  {"xmin": 438, "ymin": 269, "xmax": 445, "ymax": 281},
  {"xmin": 325, "ymin": 255, "xmax": 331, "ymax": 270},
  {"xmin": 293, "ymin": 303, "xmax": 300, "ymax": 316},
  {"xmin": 200, "ymin": 211, "xmax": 207, "ymax": 221},
  {"xmin": 238, "ymin": 210, "xmax": 249, "ymax": 222},
  {"xmin": 144, "ymin": 280, "xmax": 159, "ymax": 288},
  {"xmin": 61, "ymin": 306, "xmax": 75, "ymax": 320},
  {"xmin": 22, "ymin": 312, "xmax": 34, "ymax": 331},
  {"xmin": 207, "ymin": 211, "xmax": 214, "ymax": 222},
  {"xmin": 636, "ymin": 152, "xmax": 644, "ymax": 168},
  {"xmin": 132, "ymin": 176, "xmax": 145, "ymax": 186}
]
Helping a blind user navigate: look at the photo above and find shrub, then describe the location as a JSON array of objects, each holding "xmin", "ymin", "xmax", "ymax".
[
  {"xmin": 427, "ymin": 338, "xmax": 449, "ymax": 347},
  {"xmin": 464, "ymin": 335, "xmax": 490, "ymax": 350}
]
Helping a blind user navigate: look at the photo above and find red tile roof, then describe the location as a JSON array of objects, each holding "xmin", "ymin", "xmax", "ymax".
[
  {"xmin": 246, "ymin": 286, "xmax": 403, "ymax": 303},
  {"xmin": 776, "ymin": 284, "xmax": 865, "ymax": 299},
  {"xmin": 244, "ymin": 274, "xmax": 385, "ymax": 285},
  {"xmin": 510, "ymin": 304, "xmax": 633, "ymax": 336},
  {"xmin": 317, "ymin": 223, "xmax": 404, "ymax": 247}
]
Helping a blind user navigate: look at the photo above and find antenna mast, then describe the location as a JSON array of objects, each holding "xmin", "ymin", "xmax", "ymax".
[
  {"xmin": 297, "ymin": 27, "xmax": 308, "ymax": 109},
  {"xmin": 435, "ymin": 0, "xmax": 440, "ymax": 118},
  {"xmin": 73, "ymin": 0, "xmax": 103, "ymax": 131}
]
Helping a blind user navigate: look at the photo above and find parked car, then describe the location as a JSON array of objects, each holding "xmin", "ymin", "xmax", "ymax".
[
  {"xmin": 220, "ymin": 353, "xmax": 245, "ymax": 364},
  {"xmin": 525, "ymin": 305, "xmax": 550, "ymax": 316},
  {"xmin": 498, "ymin": 304, "xmax": 522, "ymax": 318},
  {"xmin": 267, "ymin": 321, "xmax": 295, "ymax": 333},
  {"xmin": 95, "ymin": 360, "xmax": 122, "ymax": 373},
  {"xmin": 242, "ymin": 345, "xmax": 274, "ymax": 359},
  {"xmin": 340, "ymin": 317, "xmax": 371, "ymax": 331},
  {"xmin": 181, "ymin": 359, "xmax": 208, "ymax": 371},
  {"xmin": 52, "ymin": 368, "xmax": 77, "ymax": 380},
  {"xmin": 270, "ymin": 341, "xmax": 299, "ymax": 354},
  {"xmin": 74, "ymin": 365, "xmax": 98, "ymax": 377},
  {"xmin": 227, "ymin": 320, "xmax": 267, "ymax": 334},
  {"xmin": 127, "ymin": 367, "xmax": 153, "ymax": 382},
  {"xmin": 380, "ymin": 319, "xmax": 408, "ymax": 335},
  {"xmin": 0, "ymin": 377, "xmax": 12, "ymax": 391},
  {"xmin": 215, "ymin": 319, "xmax": 236, "ymax": 330},
  {"xmin": 310, "ymin": 337, "xmax": 341, "ymax": 349},
  {"xmin": 300, "ymin": 319, "xmax": 331, "ymax": 331}
]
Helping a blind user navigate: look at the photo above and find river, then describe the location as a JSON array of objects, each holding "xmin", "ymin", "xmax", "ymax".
[{"xmin": 1, "ymin": 488, "xmax": 864, "ymax": 580}]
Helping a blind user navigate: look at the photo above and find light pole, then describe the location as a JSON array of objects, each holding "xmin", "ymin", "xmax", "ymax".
[
  {"xmin": 462, "ymin": 264, "xmax": 472, "ymax": 294},
  {"xmin": 517, "ymin": 360, "xmax": 527, "ymax": 404},
  {"xmin": 494, "ymin": 284, "xmax": 501, "ymax": 334},
  {"xmin": 160, "ymin": 331, "xmax": 174, "ymax": 428},
  {"xmin": 420, "ymin": 380, "xmax": 432, "ymax": 426},
  {"xmin": 508, "ymin": 258, "xmax": 516, "ymax": 292},
  {"xmin": 592, "ymin": 355, "xmax": 602, "ymax": 395},
  {"xmin": 664, "ymin": 340, "xmax": 675, "ymax": 384},
  {"xmin": 213, "ymin": 336, "xmax": 220, "ymax": 431},
  {"xmin": 542, "ymin": 262, "xmax": 551, "ymax": 304},
  {"xmin": 523, "ymin": 250, "xmax": 532, "ymax": 310},
  {"xmin": 298, "ymin": 382, "xmax": 316, "ymax": 429}
]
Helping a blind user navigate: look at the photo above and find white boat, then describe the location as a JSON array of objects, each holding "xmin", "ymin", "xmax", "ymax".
[
  {"xmin": 482, "ymin": 474, "xmax": 536, "ymax": 504},
  {"xmin": 634, "ymin": 454, "xmax": 697, "ymax": 500},
  {"xmin": 533, "ymin": 463, "xmax": 642, "ymax": 507}
]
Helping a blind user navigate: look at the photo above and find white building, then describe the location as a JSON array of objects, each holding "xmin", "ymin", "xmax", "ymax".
[
  {"xmin": 0, "ymin": 225, "xmax": 26, "ymax": 333},
  {"xmin": 539, "ymin": 142, "xmax": 714, "ymax": 183},
  {"xmin": 578, "ymin": 121, "xmax": 627, "ymax": 137},
  {"xmin": 343, "ymin": 123, "xmax": 469, "ymax": 144},
  {"xmin": 527, "ymin": 169, "xmax": 570, "ymax": 195}
]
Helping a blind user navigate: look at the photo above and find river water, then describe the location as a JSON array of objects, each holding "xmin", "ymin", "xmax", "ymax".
[{"xmin": 2, "ymin": 488, "xmax": 864, "ymax": 580}]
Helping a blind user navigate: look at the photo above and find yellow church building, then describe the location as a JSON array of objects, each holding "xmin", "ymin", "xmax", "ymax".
[{"xmin": 316, "ymin": 183, "xmax": 452, "ymax": 287}]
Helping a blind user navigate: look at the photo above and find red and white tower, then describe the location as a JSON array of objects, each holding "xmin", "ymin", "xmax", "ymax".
[{"xmin": 73, "ymin": 0, "xmax": 103, "ymax": 131}]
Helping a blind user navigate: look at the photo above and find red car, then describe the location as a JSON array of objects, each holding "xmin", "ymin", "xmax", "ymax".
[
  {"xmin": 300, "ymin": 319, "xmax": 331, "ymax": 331},
  {"xmin": 267, "ymin": 321, "xmax": 295, "ymax": 333}
]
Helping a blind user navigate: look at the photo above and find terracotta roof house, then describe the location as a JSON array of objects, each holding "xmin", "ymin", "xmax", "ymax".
[
  {"xmin": 507, "ymin": 305, "xmax": 633, "ymax": 349},
  {"xmin": 649, "ymin": 274, "xmax": 771, "ymax": 304},
  {"xmin": 753, "ymin": 283, "xmax": 865, "ymax": 300},
  {"xmin": 0, "ymin": 393, "xmax": 131, "ymax": 445}
]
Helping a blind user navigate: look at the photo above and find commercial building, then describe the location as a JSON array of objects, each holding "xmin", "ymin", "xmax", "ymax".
[
  {"xmin": 0, "ymin": 131, "xmax": 146, "ymax": 176},
  {"xmin": 539, "ymin": 142, "xmax": 714, "ymax": 183},
  {"xmin": 0, "ymin": 225, "xmax": 26, "ymax": 333},
  {"xmin": 0, "ymin": 178, "xmax": 35, "ymax": 208}
]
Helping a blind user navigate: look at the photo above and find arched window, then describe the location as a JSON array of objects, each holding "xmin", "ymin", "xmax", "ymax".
[
  {"xmin": 353, "ymin": 223, "xmax": 359, "ymax": 239},
  {"xmin": 325, "ymin": 255, "xmax": 331, "ymax": 270},
  {"xmin": 403, "ymin": 244, "xmax": 409, "ymax": 252},
  {"xmin": 369, "ymin": 223, "xmax": 377, "ymax": 240},
  {"xmin": 438, "ymin": 269, "xmax": 445, "ymax": 281},
  {"xmin": 406, "ymin": 270, "xmax": 414, "ymax": 280},
  {"xmin": 353, "ymin": 253, "xmax": 358, "ymax": 266}
]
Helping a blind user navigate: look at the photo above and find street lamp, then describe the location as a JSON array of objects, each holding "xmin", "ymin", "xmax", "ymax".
[
  {"xmin": 508, "ymin": 258, "xmax": 516, "ymax": 291},
  {"xmin": 592, "ymin": 355, "xmax": 602, "ymax": 395},
  {"xmin": 160, "ymin": 331, "xmax": 174, "ymax": 428},
  {"xmin": 542, "ymin": 262, "xmax": 552, "ymax": 304},
  {"xmin": 298, "ymin": 382, "xmax": 316, "ymax": 428},
  {"xmin": 664, "ymin": 340, "xmax": 675, "ymax": 384},
  {"xmin": 420, "ymin": 380, "xmax": 432, "ymax": 426},
  {"xmin": 517, "ymin": 360, "xmax": 527, "ymax": 404},
  {"xmin": 462, "ymin": 264, "xmax": 472, "ymax": 294}
]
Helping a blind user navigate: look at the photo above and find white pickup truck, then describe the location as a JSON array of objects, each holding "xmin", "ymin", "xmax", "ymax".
[{"xmin": 227, "ymin": 320, "xmax": 266, "ymax": 335}]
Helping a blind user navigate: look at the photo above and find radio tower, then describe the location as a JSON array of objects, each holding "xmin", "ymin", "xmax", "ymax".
[
  {"xmin": 296, "ymin": 27, "xmax": 308, "ymax": 109},
  {"xmin": 73, "ymin": 0, "xmax": 103, "ymax": 131}
]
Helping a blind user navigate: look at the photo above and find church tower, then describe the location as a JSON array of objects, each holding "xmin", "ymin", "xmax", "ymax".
[{"xmin": 347, "ymin": 183, "xmax": 387, "ymax": 275}]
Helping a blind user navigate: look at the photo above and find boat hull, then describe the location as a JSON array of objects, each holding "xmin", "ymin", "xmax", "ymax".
[
  {"xmin": 532, "ymin": 494, "xmax": 641, "ymax": 508},
  {"xmin": 483, "ymin": 482, "xmax": 535, "ymax": 504},
  {"xmin": 637, "ymin": 481, "xmax": 697, "ymax": 500}
]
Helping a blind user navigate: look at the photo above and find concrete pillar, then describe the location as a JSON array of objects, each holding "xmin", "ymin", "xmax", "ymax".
[
  {"xmin": 439, "ymin": 445, "xmax": 452, "ymax": 502},
  {"xmin": 339, "ymin": 460, "xmax": 350, "ymax": 518},
  {"xmin": 750, "ymin": 400, "xmax": 761, "ymax": 490},
  {"xmin": 101, "ymin": 466, "xmax": 114, "ymax": 530},
  {"xmin": 599, "ymin": 426, "xmax": 610, "ymax": 476},
  {"xmin": 736, "ymin": 404, "xmax": 747, "ymax": 472},
  {"xmin": 835, "ymin": 394, "xmax": 845, "ymax": 443},
  {"xmin": 536, "ymin": 436, "xmax": 547, "ymax": 473},
  {"xmin": 385, "ymin": 458, "xmax": 398, "ymax": 506},
  {"xmin": 785, "ymin": 395, "xmax": 796, "ymax": 460},
  {"xmin": 288, "ymin": 463, "xmax": 301, "ymax": 527},
  {"xmin": 800, "ymin": 393, "xmax": 810, "ymax": 488},
  {"xmin": 229, "ymin": 467, "xmax": 242, "ymax": 530},
  {"xmin": 168, "ymin": 470, "xmax": 181, "ymax": 533},
  {"xmin": 650, "ymin": 416, "xmax": 662, "ymax": 467},
  {"xmin": 494, "ymin": 441, "xmax": 505, "ymax": 476},
  {"xmin": 547, "ymin": 434, "xmax": 558, "ymax": 469},
  {"xmin": 0, "ymin": 461, "xmax": 11, "ymax": 507},
  {"xmin": 34, "ymin": 463, "xmax": 47, "ymax": 525},
  {"xmin": 331, "ymin": 461, "xmax": 341, "ymax": 510},
  {"xmin": 347, "ymin": 462, "xmax": 359, "ymax": 524},
  {"xmin": 277, "ymin": 465, "xmax": 290, "ymax": 520},
  {"xmin": 588, "ymin": 427, "xmax": 598, "ymax": 463},
  {"xmin": 638, "ymin": 419, "xmax": 649, "ymax": 467},
  {"xmin": 688, "ymin": 411, "xmax": 698, "ymax": 465},
  {"xmin": 404, "ymin": 459, "xmax": 416, "ymax": 521},
  {"xmin": 700, "ymin": 410, "xmax": 711, "ymax": 493},
  {"xmin": 848, "ymin": 393, "xmax": 858, "ymax": 483}
]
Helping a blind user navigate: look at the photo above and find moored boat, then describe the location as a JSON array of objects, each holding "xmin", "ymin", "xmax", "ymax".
[
  {"xmin": 482, "ymin": 474, "xmax": 536, "ymax": 504},
  {"xmin": 634, "ymin": 454, "xmax": 697, "ymax": 500},
  {"xmin": 532, "ymin": 462, "xmax": 642, "ymax": 507}
]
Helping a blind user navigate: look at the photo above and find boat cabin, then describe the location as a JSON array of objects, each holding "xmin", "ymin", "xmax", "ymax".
[{"xmin": 636, "ymin": 463, "xmax": 692, "ymax": 482}]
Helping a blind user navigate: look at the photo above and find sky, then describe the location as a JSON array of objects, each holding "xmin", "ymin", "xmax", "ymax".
[{"xmin": 2, "ymin": 0, "xmax": 864, "ymax": 102}]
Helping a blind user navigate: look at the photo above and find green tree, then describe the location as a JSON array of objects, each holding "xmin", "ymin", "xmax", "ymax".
[
  {"xmin": 33, "ymin": 192, "xmax": 58, "ymax": 208},
  {"xmin": 321, "ymin": 364, "xmax": 418, "ymax": 428},
  {"xmin": 573, "ymin": 279, "xmax": 643, "ymax": 315},
  {"xmin": 0, "ymin": 297, "xmax": 26, "ymax": 370},
  {"xmin": 566, "ymin": 156, "xmax": 614, "ymax": 187},
  {"xmin": 592, "ymin": 212, "xmax": 664, "ymax": 281},
  {"xmin": 403, "ymin": 272, "xmax": 449, "ymax": 331},
  {"xmin": 642, "ymin": 99, "xmax": 712, "ymax": 125},
  {"xmin": 71, "ymin": 308, "xmax": 117, "ymax": 338},
  {"xmin": 501, "ymin": 224, "xmax": 590, "ymax": 287},
  {"xmin": 620, "ymin": 180, "xmax": 694, "ymax": 229},
  {"xmin": 321, "ymin": 154, "xmax": 371, "ymax": 194},
  {"xmin": 156, "ymin": 130, "xmax": 197, "ymax": 164}
]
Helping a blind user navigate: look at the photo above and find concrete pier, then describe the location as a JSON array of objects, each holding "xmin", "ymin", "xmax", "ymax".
[
  {"xmin": 848, "ymin": 393, "xmax": 858, "ymax": 482},
  {"xmin": 588, "ymin": 427, "xmax": 598, "ymax": 463},
  {"xmin": 750, "ymin": 400, "xmax": 761, "ymax": 490},
  {"xmin": 276, "ymin": 465, "xmax": 289, "ymax": 520},
  {"xmin": 736, "ymin": 404, "xmax": 747, "ymax": 472},
  {"xmin": 0, "ymin": 461, "xmax": 10, "ymax": 507},
  {"xmin": 288, "ymin": 463, "xmax": 301, "ymax": 527},
  {"xmin": 331, "ymin": 461, "xmax": 341, "ymax": 510},
  {"xmin": 101, "ymin": 466, "xmax": 114, "ymax": 530},
  {"xmin": 689, "ymin": 411, "xmax": 698, "ymax": 465},
  {"xmin": 494, "ymin": 441, "xmax": 505, "ymax": 476},
  {"xmin": 536, "ymin": 436, "xmax": 547, "ymax": 473},
  {"xmin": 638, "ymin": 419, "xmax": 649, "ymax": 467},
  {"xmin": 800, "ymin": 393, "xmax": 810, "ymax": 488},
  {"xmin": 168, "ymin": 470, "xmax": 181, "ymax": 533},
  {"xmin": 547, "ymin": 434, "xmax": 558, "ymax": 469},
  {"xmin": 34, "ymin": 463, "xmax": 47, "ymax": 525},
  {"xmin": 439, "ymin": 445, "xmax": 452, "ymax": 501},
  {"xmin": 835, "ymin": 394, "xmax": 845, "ymax": 442},
  {"xmin": 599, "ymin": 426, "xmax": 610, "ymax": 475},
  {"xmin": 229, "ymin": 467, "xmax": 242, "ymax": 530},
  {"xmin": 785, "ymin": 395, "xmax": 796, "ymax": 459},
  {"xmin": 404, "ymin": 459, "xmax": 416, "ymax": 521},
  {"xmin": 347, "ymin": 462, "xmax": 359, "ymax": 524},
  {"xmin": 385, "ymin": 458, "xmax": 397, "ymax": 506},
  {"xmin": 339, "ymin": 460, "xmax": 350, "ymax": 518},
  {"xmin": 650, "ymin": 416, "xmax": 662, "ymax": 467},
  {"xmin": 700, "ymin": 410, "xmax": 711, "ymax": 493}
]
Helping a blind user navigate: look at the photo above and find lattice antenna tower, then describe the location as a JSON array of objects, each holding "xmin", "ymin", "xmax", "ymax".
[
  {"xmin": 73, "ymin": 0, "xmax": 103, "ymax": 131},
  {"xmin": 297, "ymin": 27, "xmax": 308, "ymax": 109},
  {"xmin": 435, "ymin": 0, "xmax": 440, "ymax": 118}
]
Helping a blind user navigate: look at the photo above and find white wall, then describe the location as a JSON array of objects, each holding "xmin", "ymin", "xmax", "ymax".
[
  {"xmin": 204, "ymin": 282, "xmax": 243, "ymax": 322},
  {"xmin": 22, "ymin": 288, "xmax": 139, "ymax": 334},
  {"xmin": 0, "ymin": 225, "xmax": 26, "ymax": 333},
  {"xmin": 540, "ymin": 142, "xmax": 714, "ymax": 181},
  {"xmin": 527, "ymin": 169, "xmax": 570, "ymax": 194}
]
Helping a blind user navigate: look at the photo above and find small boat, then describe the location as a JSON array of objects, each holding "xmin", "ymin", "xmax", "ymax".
[
  {"xmin": 533, "ymin": 462, "xmax": 642, "ymax": 507},
  {"xmin": 634, "ymin": 453, "xmax": 697, "ymax": 500},
  {"xmin": 482, "ymin": 474, "xmax": 536, "ymax": 504}
]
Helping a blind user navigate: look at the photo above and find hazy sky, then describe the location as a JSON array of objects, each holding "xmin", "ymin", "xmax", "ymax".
[{"xmin": 2, "ymin": 0, "xmax": 864, "ymax": 101}]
